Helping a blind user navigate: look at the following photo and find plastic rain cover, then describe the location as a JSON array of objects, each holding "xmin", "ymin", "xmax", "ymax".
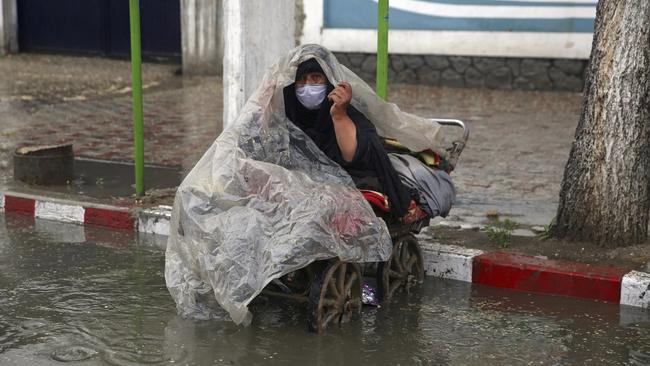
[{"xmin": 165, "ymin": 44, "xmax": 446, "ymax": 325}]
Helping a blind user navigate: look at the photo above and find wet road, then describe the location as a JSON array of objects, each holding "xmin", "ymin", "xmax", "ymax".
[{"xmin": 1, "ymin": 213, "xmax": 649, "ymax": 366}]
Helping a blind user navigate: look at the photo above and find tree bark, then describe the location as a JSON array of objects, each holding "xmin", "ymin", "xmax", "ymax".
[{"xmin": 554, "ymin": 0, "xmax": 650, "ymax": 246}]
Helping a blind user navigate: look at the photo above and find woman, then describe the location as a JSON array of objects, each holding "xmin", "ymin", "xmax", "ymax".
[
  {"xmin": 283, "ymin": 58, "xmax": 413, "ymax": 217},
  {"xmin": 165, "ymin": 46, "xmax": 455, "ymax": 324},
  {"xmin": 284, "ymin": 58, "xmax": 455, "ymax": 218}
]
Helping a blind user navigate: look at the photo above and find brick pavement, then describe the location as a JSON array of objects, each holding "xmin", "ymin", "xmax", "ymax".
[
  {"xmin": 1, "ymin": 54, "xmax": 221, "ymax": 184},
  {"xmin": 389, "ymin": 84, "xmax": 582, "ymax": 225},
  {"xmin": 2, "ymin": 81, "xmax": 221, "ymax": 167},
  {"xmin": 0, "ymin": 53, "xmax": 583, "ymax": 226}
]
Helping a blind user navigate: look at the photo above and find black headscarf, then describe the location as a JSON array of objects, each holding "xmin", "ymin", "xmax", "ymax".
[
  {"xmin": 284, "ymin": 59, "xmax": 337, "ymax": 156},
  {"xmin": 283, "ymin": 59, "xmax": 412, "ymax": 216}
]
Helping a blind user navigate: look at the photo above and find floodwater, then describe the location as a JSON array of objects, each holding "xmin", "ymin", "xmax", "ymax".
[{"xmin": 1, "ymin": 214, "xmax": 650, "ymax": 366}]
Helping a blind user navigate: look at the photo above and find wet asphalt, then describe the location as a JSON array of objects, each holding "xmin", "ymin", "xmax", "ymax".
[{"xmin": 1, "ymin": 213, "xmax": 649, "ymax": 366}]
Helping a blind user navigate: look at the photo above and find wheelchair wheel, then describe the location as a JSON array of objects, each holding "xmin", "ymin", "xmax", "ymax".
[
  {"xmin": 307, "ymin": 261, "xmax": 362, "ymax": 333},
  {"xmin": 377, "ymin": 234, "xmax": 424, "ymax": 301}
]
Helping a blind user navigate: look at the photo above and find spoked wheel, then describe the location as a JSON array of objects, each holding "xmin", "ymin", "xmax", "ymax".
[
  {"xmin": 307, "ymin": 261, "xmax": 362, "ymax": 333},
  {"xmin": 378, "ymin": 234, "xmax": 425, "ymax": 301}
]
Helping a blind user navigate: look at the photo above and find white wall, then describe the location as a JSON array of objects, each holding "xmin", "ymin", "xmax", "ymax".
[
  {"xmin": 181, "ymin": 0, "xmax": 222, "ymax": 75},
  {"xmin": 222, "ymin": 0, "xmax": 296, "ymax": 128},
  {"xmin": 0, "ymin": 0, "xmax": 18, "ymax": 55},
  {"xmin": 301, "ymin": 0, "xmax": 594, "ymax": 59}
]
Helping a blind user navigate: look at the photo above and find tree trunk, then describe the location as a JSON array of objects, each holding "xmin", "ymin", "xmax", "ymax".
[{"xmin": 554, "ymin": 0, "xmax": 650, "ymax": 246}]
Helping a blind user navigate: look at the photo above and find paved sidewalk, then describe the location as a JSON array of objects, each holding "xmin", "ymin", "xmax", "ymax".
[
  {"xmin": 0, "ymin": 54, "xmax": 221, "ymax": 180},
  {"xmin": 0, "ymin": 53, "xmax": 583, "ymax": 226},
  {"xmin": 390, "ymin": 84, "xmax": 581, "ymax": 226}
]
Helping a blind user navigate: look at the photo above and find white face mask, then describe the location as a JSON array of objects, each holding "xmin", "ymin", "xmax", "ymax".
[{"xmin": 295, "ymin": 84, "xmax": 327, "ymax": 110}]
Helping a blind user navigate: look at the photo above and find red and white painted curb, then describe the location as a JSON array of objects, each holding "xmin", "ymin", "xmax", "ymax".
[
  {"xmin": 1, "ymin": 191, "xmax": 134, "ymax": 229},
  {"xmin": 0, "ymin": 191, "xmax": 174, "ymax": 235},
  {"xmin": 2, "ymin": 191, "xmax": 649, "ymax": 310},
  {"xmin": 417, "ymin": 237, "xmax": 650, "ymax": 309}
]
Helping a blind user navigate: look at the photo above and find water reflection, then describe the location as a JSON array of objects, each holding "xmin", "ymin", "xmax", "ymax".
[{"xmin": 0, "ymin": 213, "xmax": 649, "ymax": 365}]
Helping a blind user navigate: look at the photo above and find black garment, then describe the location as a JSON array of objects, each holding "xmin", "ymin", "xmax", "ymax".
[
  {"xmin": 295, "ymin": 58, "xmax": 326, "ymax": 82},
  {"xmin": 283, "ymin": 64, "xmax": 412, "ymax": 216}
]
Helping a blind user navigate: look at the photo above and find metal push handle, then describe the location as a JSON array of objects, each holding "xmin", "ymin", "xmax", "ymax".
[{"xmin": 427, "ymin": 118, "xmax": 470, "ymax": 171}]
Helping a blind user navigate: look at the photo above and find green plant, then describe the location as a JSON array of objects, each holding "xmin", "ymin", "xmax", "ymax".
[
  {"xmin": 484, "ymin": 218, "xmax": 519, "ymax": 248},
  {"xmin": 538, "ymin": 216, "xmax": 557, "ymax": 240}
]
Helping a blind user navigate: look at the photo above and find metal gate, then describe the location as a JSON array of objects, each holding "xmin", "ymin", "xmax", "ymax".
[{"xmin": 17, "ymin": 0, "xmax": 181, "ymax": 59}]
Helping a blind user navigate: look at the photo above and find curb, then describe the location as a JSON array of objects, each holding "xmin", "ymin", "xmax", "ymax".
[
  {"xmin": 138, "ymin": 205, "xmax": 172, "ymax": 236},
  {"xmin": 1, "ymin": 191, "xmax": 134, "ymax": 230},
  {"xmin": 2, "ymin": 191, "xmax": 649, "ymax": 310},
  {"xmin": 472, "ymin": 252, "xmax": 629, "ymax": 303},
  {"xmin": 417, "ymin": 239, "xmax": 483, "ymax": 282},
  {"xmin": 416, "ymin": 236, "xmax": 650, "ymax": 309},
  {"xmin": 621, "ymin": 271, "xmax": 650, "ymax": 308}
]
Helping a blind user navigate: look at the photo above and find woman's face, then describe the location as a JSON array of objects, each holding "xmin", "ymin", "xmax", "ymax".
[{"xmin": 295, "ymin": 72, "xmax": 327, "ymax": 86}]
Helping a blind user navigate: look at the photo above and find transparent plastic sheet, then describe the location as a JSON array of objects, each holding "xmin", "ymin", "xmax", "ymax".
[{"xmin": 165, "ymin": 44, "xmax": 445, "ymax": 325}]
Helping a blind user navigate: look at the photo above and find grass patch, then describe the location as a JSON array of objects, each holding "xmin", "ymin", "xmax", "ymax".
[
  {"xmin": 484, "ymin": 218, "xmax": 519, "ymax": 248},
  {"xmin": 538, "ymin": 217, "xmax": 557, "ymax": 240}
]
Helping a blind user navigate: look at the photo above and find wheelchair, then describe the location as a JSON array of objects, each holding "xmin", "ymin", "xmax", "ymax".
[{"xmin": 261, "ymin": 119, "xmax": 470, "ymax": 332}]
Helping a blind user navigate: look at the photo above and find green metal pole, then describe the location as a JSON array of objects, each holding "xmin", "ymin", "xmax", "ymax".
[
  {"xmin": 129, "ymin": 0, "xmax": 144, "ymax": 196},
  {"xmin": 376, "ymin": 0, "xmax": 389, "ymax": 100}
]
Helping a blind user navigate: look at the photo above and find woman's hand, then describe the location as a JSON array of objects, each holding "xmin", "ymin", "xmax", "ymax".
[
  {"xmin": 328, "ymin": 82, "xmax": 357, "ymax": 162},
  {"xmin": 329, "ymin": 82, "xmax": 352, "ymax": 118}
]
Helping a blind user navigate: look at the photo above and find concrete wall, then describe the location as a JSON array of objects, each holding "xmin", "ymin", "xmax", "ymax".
[
  {"xmin": 222, "ymin": 0, "xmax": 296, "ymax": 128},
  {"xmin": 181, "ymin": 0, "xmax": 222, "ymax": 75},
  {"xmin": 0, "ymin": 0, "xmax": 18, "ymax": 55}
]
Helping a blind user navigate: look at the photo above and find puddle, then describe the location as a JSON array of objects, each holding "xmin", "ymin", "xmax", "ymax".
[
  {"xmin": 103, "ymin": 337, "xmax": 188, "ymax": 366},
  {"xmin": 51, "ymin": 346, "xmax": 98, "ymax": 362},
  {"xmin": 1, "ymin": 213, "xmax": 649, "ymax": 365}
]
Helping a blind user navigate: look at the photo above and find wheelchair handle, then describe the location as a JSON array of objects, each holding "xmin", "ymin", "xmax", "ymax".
[{"xmin": 427, "ymin": 118, "xmax": 470, "ymax": 171}]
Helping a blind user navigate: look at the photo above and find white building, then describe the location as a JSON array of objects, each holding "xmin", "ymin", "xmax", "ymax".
[{"xmin": 1, "ymin": 0, "xmax": 596, "ymax": 90}]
